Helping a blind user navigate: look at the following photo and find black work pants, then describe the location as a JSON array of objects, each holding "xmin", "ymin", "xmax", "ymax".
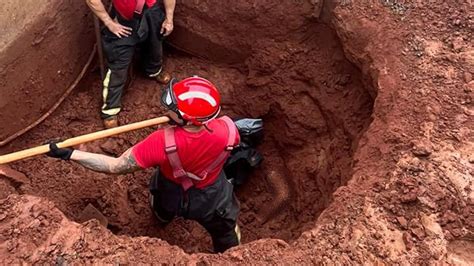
[
  {"xmin": 101, "ymin": 5, "xmax": 165, "ymax": 119},
  {"xmin": 149, "ymin": 171, "xmax": 241, "ymax": 253}
]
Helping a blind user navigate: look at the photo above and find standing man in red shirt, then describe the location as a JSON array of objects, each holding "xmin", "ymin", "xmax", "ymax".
[
  {"xmin": 86, "ymin": 0, "xmax": 176, "ymax": 128},
  {"xmin": 47, "ymin": 77, "xmax": 241, "ymax": 253}
]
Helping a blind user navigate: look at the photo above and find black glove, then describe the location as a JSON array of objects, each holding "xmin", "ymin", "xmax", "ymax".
[
  {"xmin": 166, "ymin": 114, "xmax": 186, "ymax": 126},
  {"xmin": 166, "ymin": 115, "xmax": 179, "ymax": 125},
  {"xmin": 46, "ymin": 142, "xmax": 74, "ymax": 160}
]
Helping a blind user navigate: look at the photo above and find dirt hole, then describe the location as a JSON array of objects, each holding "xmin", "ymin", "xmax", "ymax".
[{"xmin": 8, "ymin": 9, "xmax": 375, "ymax": 255}]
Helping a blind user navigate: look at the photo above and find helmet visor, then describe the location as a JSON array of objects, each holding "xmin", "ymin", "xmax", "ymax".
[{"xmin": 161, "ymin": 78, "xmax": 178, "ymax": 113}]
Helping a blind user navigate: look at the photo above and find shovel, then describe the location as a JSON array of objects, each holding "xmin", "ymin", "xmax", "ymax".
[
  {"xmin": 78, "ymin": 203, "xmax": 109, "ymax": 227},
  {"xmin": 0, "ymin": 116, "xmax": 170, "ymax": 165}
]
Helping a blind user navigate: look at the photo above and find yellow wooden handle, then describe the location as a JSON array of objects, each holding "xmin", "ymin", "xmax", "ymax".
[{"xmin": 0, "ymin": 116, "xmax": 170, "ymax": 165}]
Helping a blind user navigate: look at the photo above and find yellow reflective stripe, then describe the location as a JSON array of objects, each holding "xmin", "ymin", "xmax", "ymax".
[
  {"xmin": 102, "ymin": 108, "xmax": 121, "ymax": 116},
  {"xmin": 101, "ymin": 69, "xmax": 121, "ymax": 115},
  {"xmin": 148, "ymin": 66, "xmax": 162, "ymax": 77},
  {"xmin": 102, "ymin": 69, "xmax": 111, "ymax": 103},
  {"xmin": 235, "ymin": 224, "xmax": 241, "ymax": 244}
]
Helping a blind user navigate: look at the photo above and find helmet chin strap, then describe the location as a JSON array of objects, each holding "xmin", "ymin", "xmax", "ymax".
[
  {"xmin": 203, "ymin": 123, "xmax": 214, "ymax": 132},
  {"xmin": 171, "ymin": 106, "xmax": 221, "ymax": 128}
]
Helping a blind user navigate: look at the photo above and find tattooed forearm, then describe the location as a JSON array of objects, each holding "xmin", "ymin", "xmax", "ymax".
[
  {"xmin": 70, "ymin": 148, "xmax": 140, "ymax": 174},
  {"xmin": 112, "ymin": 149, "xmax": 140, "ymax": 173},
  {"xmin": 75, "ymin": 154, "xmax": 112, "ymax": 173}
]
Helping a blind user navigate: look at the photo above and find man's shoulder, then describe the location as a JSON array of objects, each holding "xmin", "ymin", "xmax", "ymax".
[
  {"xmin": 209, "ymin": 117, "xmax": 233, "ymax": 133},
  {"xmin": 150, "ymin": 128, "xmax": 166, "ymax": 138},
  {"xmin": 137, "ymin": 129, "xmax": 166, "ymax": 147}
]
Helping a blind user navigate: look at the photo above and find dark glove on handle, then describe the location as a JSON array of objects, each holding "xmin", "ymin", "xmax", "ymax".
[
  {"xmin": 47, "ymin": 142, "xmax": 74, "ymax": 160},
  {"xmin": 167, "ymin": 115, "xmax": 178, "ymax": 126}
]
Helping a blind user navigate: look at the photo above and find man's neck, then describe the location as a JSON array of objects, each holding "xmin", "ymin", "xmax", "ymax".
[{"xmin": 182, "ymin": 125, "xmax": 204, "ymax": 133}]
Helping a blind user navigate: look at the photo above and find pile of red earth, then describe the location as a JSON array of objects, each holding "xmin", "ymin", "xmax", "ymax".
[{"xmin": 0, "ymin": 0, "xmax": 472, "ymax": 264}]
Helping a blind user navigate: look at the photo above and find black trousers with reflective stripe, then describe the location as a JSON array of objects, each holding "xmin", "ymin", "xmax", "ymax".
[
  {"xmin": 150, "ymin": 171, "xmax": 241, "ymax": 253},
  {"xmin": 101, "ymin": 5, "xmax": 165, "ymax": 119}
]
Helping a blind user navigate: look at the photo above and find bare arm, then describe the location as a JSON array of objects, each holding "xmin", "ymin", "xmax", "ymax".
[
  {"xmin": 85, "ymin": 0, "xmax": 132, "ymax": 38},
  {"xmin": 70, "ymin": 148, "xmax": 141, "ymax": 174},
  {"xmin": 86, "ymin": 0, "xmax": 114, "ymax": 26},
  {"xmin": 163, "ymin": 0, "xmax": 176, "ymax": 21},
  {"xmin": 161, "ymin": 0, "xmax": 176, "ymax": 36}
]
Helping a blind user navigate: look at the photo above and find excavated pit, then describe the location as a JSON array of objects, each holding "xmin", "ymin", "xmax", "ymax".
[{"xmin": 3, "ymin": 1, "xmax": 374, "ymax": 254}]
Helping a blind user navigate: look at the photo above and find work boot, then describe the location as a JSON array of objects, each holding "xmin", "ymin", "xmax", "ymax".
[
  {"xmin": 154, "ymin": 70, "xmax": 171, "ymax": 84},
  {"xmin": 103, "ymin": 116, "xmax": 119, "ymax": 129}
]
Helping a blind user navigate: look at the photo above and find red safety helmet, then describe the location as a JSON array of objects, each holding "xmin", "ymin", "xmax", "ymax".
[{"xmin": 161, "ymin": 76, "xmax": 221, "ymax": 125}]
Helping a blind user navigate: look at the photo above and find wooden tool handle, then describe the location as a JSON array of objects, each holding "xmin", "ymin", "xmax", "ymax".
[{"xmin": 0, "ymin": 116, "xmax": 170, "ymax": 165}]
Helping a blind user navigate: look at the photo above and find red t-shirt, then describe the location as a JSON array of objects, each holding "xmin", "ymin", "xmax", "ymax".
[
  {"xmin": 113, "ymin": 0, "xmax": 157, "ymax": 20},
  {"xmin": 132, "ymin": 118, "xmax": 240, "ymax": 189}
]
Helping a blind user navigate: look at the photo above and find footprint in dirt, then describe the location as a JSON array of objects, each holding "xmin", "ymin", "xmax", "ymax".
[{"xmin": 258, "ymin": 164, "xmax": 292, "ymax": 224}]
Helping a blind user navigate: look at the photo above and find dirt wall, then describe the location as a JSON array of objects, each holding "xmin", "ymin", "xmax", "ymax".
[
  {"xmin": 169, "ymin": 0, "xmax": 320, "ymax": 64},
  {"xmin": 0, "ymin": 0, "xmax": 47, "ymax": 51},
  {"xmin": 0, "ymin": 0, "xmax": 94, "ymax": 141}
]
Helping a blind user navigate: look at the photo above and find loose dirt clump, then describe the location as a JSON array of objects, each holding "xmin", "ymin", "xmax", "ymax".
[{"xmin": 0, "ymin": 0, "xmax": 472, "ymax": 264}]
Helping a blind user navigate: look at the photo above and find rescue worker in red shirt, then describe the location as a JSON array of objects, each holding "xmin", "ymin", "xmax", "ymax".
[
  {"xmin": 86, "ymin": 0, "xmax": 176, "ymax": 128},
  {"xmin": 47, "ymin": 77, "xmax": 241, "ymax": 253}
]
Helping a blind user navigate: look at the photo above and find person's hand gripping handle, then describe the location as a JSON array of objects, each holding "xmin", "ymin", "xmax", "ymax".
[{"xmin": 46, "ymin": 142, "xmax": 74, "ymax": 160}]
